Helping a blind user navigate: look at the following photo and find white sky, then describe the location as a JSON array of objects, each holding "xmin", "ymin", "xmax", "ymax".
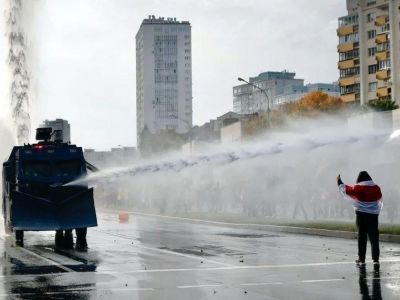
[{"xmin": 1, "ymin": 0, "xmax": 347, "ymax": 150}]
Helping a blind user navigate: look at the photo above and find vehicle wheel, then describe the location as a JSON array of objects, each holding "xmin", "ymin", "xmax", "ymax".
[{"xmin": 15, "ymin": 230, "xmax": 24, "ymax": 247}]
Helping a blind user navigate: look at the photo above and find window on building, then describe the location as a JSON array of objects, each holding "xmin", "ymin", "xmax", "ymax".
[
  {"xmin": 367, "ymin": 12, "xmax": 375, "ymax": 23},
  {"xmin": 378, "ymin": 59, "xmax": 391, "ymax": 70},
  {"xmin": 368, "ymin": 82, "xmax": 377, "ymax": 92},
  {"xmin": 339, "ymin": 32, "xmax": 359, "ymax": 44},
  {"xmin": 368, "ymin": 64, "xmax": 378, "ymax": 74},
  {"xmin": 340, "ymin": 83, "xmax": 360, "ymax": 94},
  {"xmin": 340, "ymin": 67, "xmax": 360, "ymax": 78},
  {"xmin": 368, "ymin": 47, "xmax": 377, "ymax": 57},
  {"xmin": 380, "ymin": 23, "xmax": 390, "ymax": 33},
  {"xmin": 339, "ymin": 49, "xmax": 359, "ymax": 61},
  {"xmin": 377, "ymin": 42, "xmax": 390, "ymax": 52},
  {"xmin": 367, "ymin": 30, "xmax": 376, "ymax": 39},
  {"xmin": 338, "ymin": 14, "xmax": 359, "ymax": 27}
]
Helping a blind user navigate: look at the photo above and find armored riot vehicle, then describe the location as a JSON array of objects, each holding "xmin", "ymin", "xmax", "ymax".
[{"xmin": 2, "ymin": 127, "xmax": 97, "ymax": 247}]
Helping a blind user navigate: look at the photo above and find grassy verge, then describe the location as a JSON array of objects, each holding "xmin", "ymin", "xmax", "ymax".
[
  {"xmin": 282, "ymin": 221, "xmax": 400, "ymax": 235},
  {"xmin": 163, "ymin": 212, "xmax": 400, "ymax": 236}
]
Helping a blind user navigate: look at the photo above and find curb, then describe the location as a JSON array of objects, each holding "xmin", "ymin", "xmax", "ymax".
[{"xmin": 98, "ymin": 209, "xmax": 400, "ymax": 243}]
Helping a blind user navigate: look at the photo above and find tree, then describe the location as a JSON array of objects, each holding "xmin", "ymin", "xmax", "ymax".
[
  {"xmin": 241, "ymin": 92, "xmax": 343, "ymax": 137},
  {"xmin": 367, "ymin": 97, "xmax": 399, "ymax": 111},
  {"xmin": 280, "ymin": 91, "xmax": 344, "ymax": 117}
]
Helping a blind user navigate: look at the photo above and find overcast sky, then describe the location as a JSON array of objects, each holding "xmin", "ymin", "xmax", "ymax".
[{"xmin": 1, "ymin": 0, "xmax": 346, "ymax": 150}]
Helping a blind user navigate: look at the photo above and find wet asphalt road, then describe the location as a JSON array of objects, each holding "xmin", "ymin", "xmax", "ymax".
[{"xmin": 1, "ymin": 212, "xmax": 400, "ymax": 299}]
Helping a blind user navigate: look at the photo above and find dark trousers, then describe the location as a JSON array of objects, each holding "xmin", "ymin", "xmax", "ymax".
[{"xmin": 356, "ymin": 211, "xmax": 380, "ymax": 261}]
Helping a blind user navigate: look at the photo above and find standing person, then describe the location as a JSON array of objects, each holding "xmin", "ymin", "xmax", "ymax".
[{"xmin": 337, "ymin": 171, "xmax": 383, "ymax": 265}]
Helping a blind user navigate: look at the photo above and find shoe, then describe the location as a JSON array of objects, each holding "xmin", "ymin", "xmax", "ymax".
[
  {"xmin": 75, "ymin": 244, "xmax": 88, "ymax": 252},
  {"xmin": 356, "ymin": 259, "xmax": 365, "ymax": 266},
  {"xmin": 373, "ymin": 260, "xmax": 380, "ymax": 265},
  {"xmin": 75, "ymin": 238, "xmax": 88, "ymax": 252}
]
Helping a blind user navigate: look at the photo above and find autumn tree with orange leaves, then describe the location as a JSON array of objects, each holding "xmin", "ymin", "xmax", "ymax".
[
  {"xmin": 242, "ymin": 91, "xmax": 344, "ymax": 137},
  {"xmin": 280, "ymin": 91, "xmax": 344, "ymax": 117}
]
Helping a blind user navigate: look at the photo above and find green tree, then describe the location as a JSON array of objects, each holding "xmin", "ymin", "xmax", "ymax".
[{"xmin": 367, "ymin": 97, "xmax": 399, "ymax": 111}]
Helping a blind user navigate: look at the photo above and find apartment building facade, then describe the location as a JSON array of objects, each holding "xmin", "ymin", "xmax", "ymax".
[
  {"xmin": 233, "ymin": 71, "xmax": 304, "ymax": 114},
  {"xmin": 136, "ymin": 16, "xmax": 192, "ymax": 146},
  {"xmin": 273, "ymin": 83, "xmax": 340, "ymax": 106},
  {"xmin": 337, "ymin": 0, "xmax": 400, "ymax": 104}
]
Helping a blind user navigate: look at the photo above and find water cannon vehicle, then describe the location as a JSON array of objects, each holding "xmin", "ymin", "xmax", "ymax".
[{"xmin": 2, "ymin": 126, "xmax": 97, "ymax": 246}]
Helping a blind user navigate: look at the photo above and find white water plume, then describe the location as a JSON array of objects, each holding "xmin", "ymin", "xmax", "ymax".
[
  {"xmin": 6, "ymin": 0, "xmax": 32, "ymax": 145},
  {"xmin": 72, "ymin": 128, "xmax": 377, "ymax": 186},
  {"xmin": 79, "ymin": 118, "xmax": 400, "ymax": 223}
]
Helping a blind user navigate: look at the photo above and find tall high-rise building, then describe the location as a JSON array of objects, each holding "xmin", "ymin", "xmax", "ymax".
[
  {"xmin": 136, "ymin": 16, "xmax": 192, "ymax": 147},
  {"xmin": 337, "ymin": 0, "xmax": 400, "ymax": 105}
]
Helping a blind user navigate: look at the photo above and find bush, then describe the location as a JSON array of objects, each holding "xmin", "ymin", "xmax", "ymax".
[{"xmin": 368, "ymin": 97, "xmax": 399, "ymax": 111}]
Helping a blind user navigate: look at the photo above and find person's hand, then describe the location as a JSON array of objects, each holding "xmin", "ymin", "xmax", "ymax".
[{"xmin": 337, "ymin": 174, "xmax": 343, "ymax": 186}]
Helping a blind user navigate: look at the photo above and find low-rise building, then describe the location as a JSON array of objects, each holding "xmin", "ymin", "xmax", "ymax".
[
  {"xmin": 233, "ymin": 71, "xmax": 304, "ymax": 114},
  {"xmin": 274, "ymin": 83, "xmax": 340, "ymax": 106},
  {"xmin": 84, "ymin": 147, "xmax": 138, "ymax": 169},
  {"xmin": 233, "ymin": 71, "xmax": 339, "ymax": 114}
]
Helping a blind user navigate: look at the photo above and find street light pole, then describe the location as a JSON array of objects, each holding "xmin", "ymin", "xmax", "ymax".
[{"xmin": 238, "ymin": 77, "xmax": 271, "ymax": 127}]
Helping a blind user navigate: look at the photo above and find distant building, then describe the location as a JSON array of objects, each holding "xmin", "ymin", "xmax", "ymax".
[
  {"xmin": 84, "ymin": 147, "xmax": 138, "ymax": 169},
  {"xmin": 273, "ymin": 82, "xmax": 340, "ymax": 106},
  {"xmin": 233, "ymin": 71, "xmax": 304, "ymax": 114},
  {"xmin": 190, "ymin": 112, "xmax": 253, "ymax": 142},
  {"xmin": 182, "ymin": 111, "xmax": 255, "ymax": 152},
  {"xmin": 136, "ymin": 16, "xmax": 193, "ymax": 149},
  {"xmin": 337, "ymin": 0, "xmax": 400, "ymax": 105},
  {"xmin": 220, "ymin": 121, "xmax": 245, "ymax": 144},
  {"xmin": 233, "ymin": 71, "xmax": 340, "ymax": 114},
  {"xmin": 40, "ymin": 119, "xmax": 71, "ymax": 143},
  {"xmin": 220, "ymin": 113, "xmax": 259, "ymax": 144}
]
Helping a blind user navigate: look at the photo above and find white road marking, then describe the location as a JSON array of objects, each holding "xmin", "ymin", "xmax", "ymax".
[
  {"xmin": 96, "ymin": 258, "xmax": 400, "ymax": 277},
  {"xmin": 138, "ymin": 244, "xmax": 234, "ymax": 267},
  {"xmin": 301, "ymin": 279, "xmax": 345, "ymax": 283},
  {"xmin": 17, "ymin": 246, "xmax": 74, "ymax": 273},
  {"xmin": 108, "ymin": 287, "xmax": 154, "ymax": 292},
  {"xmin": 177, "ymin": 284, "xmax": 223, "ymax": 289},
  {"xmin": 2, "ymin": 259, "xmax": 400, "ymax": 280},
  {"xmin": 241, "ymin": 282, "xmax": 283, "ymax": 286}
]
